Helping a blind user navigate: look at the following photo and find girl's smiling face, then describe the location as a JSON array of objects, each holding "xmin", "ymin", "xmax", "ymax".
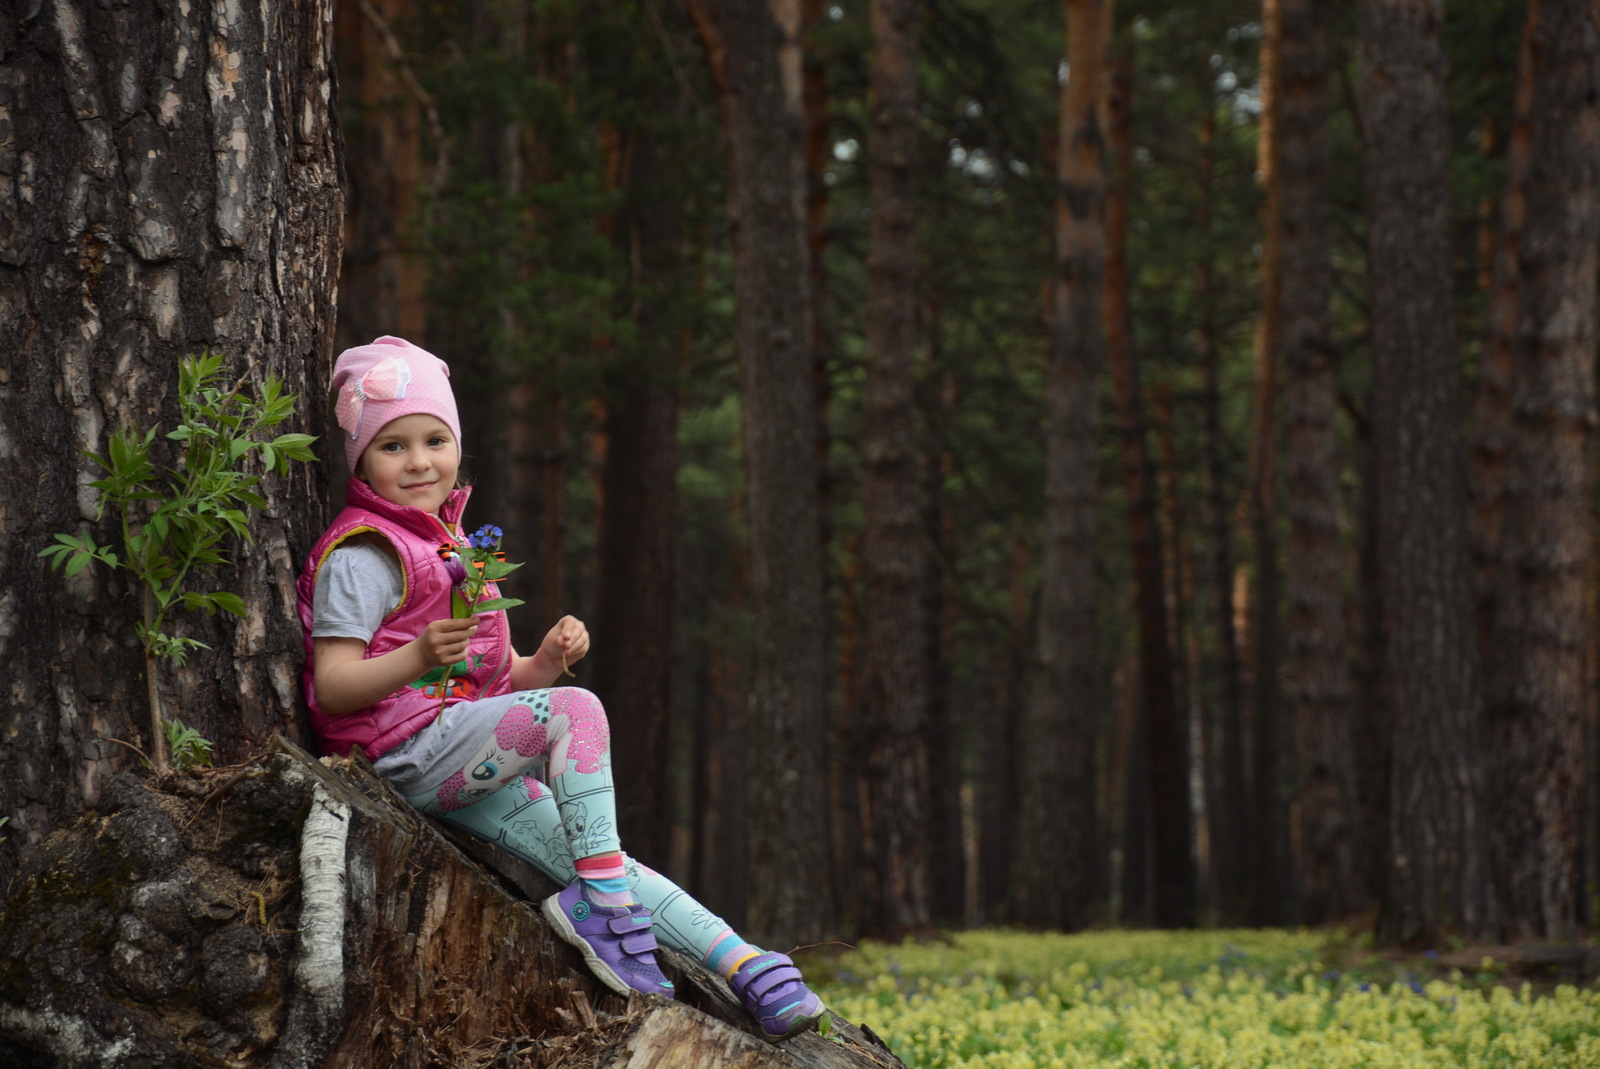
[{"xmin": 357, "ymin": 413, "xmax": 460, "ymax": 515}]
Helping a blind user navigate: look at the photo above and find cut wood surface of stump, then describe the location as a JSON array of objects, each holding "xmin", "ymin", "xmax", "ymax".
[{"xmin": 0, "ymin": 738, "xmax": 906, "ymax": 1069}]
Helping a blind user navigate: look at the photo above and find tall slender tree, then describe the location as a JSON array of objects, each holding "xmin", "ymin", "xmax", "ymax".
[
  {"xmin": 1247, "ymin": 0, "xmax": 1292, "ymax": 926},
  {"xmin": 1279, "ymin": 0, "xmax": 1360, "ymax": 924},
  {"xmin": 686, "ymin": 0, "xmax": 835, "ymax": 947},
  {"xmin": 1193, "ymin": 73, "xmax": 1250, "ymax": 927},
  {"xmin": 0, "ymin": 0, "xmax": 342, "ymax": 859},
  {"xmin": 1012, "ymin": 0, "xmax": 1112, "ymax": 930},
  {"xmin": 1105, "ymin": 48, "xmax": 1194, "ymax": 929},
  {"xmin": 1485, "ymin": 0, "xmax": 1599, "ymax": 941},
  {"xmin": 859, "ymin": 0, "xmax": 933, "ymax": 939},
  {"xmin": 1362, "ymin": 0, "xmax": 1490, "ymax": 945}
]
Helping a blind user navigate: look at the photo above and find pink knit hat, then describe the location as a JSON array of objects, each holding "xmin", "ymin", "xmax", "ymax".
[{"xmin": 332, "ymin": 336, "xmax": 462, "ymax": 473}]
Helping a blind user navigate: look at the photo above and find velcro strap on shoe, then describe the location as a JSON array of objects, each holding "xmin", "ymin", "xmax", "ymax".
[
  {"xmin": 741, "ymin": 961, "xmax": 803, "ymax": 1003},
  {"xmin": 607, "ymin": 912, "xmax": 654, "ymax": 935},
  {"xmin": 620, "ymin": 930, "xmax": 660, "ymax": 955}
]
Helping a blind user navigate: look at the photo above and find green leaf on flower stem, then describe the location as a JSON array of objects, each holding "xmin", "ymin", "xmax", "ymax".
[
  {"xmin": 472, "ymin": 597, "xmax": 525, "ymax": 613},
  {"xmin": 260, "ymin": 444, "xmax": 276, "ymax": 471},
  {"xmin": 482, "ymin": 559, "xmax": 522, "ymax": 581}
]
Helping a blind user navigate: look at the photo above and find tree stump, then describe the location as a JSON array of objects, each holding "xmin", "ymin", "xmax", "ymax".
[{"xmin": 0, "ymin": 739, "xmax": 905, "ymax": 1069}]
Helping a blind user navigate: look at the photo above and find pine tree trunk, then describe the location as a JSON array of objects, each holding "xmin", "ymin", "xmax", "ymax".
[
  {"xmin": 1193, "ymin": 94, "xmax": 1250, "ymax": 927},
  {"xmin": 0, "ymin": 0, "xmax": 342, "ymax": 863},
  {"xmin": 334, "ymin": 0, "xmax": 429, "ymax": 352},
  {"xmin": 1105, "ymin": 50, "xmax": 1194, "ymax": 929},
  {"xmin": 592, "ymin": 119, "xmax": 687, "ymax": 866},
  {"xmin": 1485, "ymin": 0, "xmax": 1599, "ymax": 942},
  {"xmin": 859, "ymin": 0, "xmax": 932, "ymax": 940},
  {"xmin": 1362, "ymin": 0, "xmax": 1490, "ymax": 946},
  {"xmin": 687, "ymin": 0, "xmax": 835, "ymax": 948},
  {"xmin": 1011, "ymin": 0, "xmax": 1111, "ymax": 931},
  {"xmin": 1278, "ymin": 0, "xmax": 1361, "ymax": 924},
  {"xmin": 1248, "ymin": 0, "xmax": 1291, "ymax": 927}
]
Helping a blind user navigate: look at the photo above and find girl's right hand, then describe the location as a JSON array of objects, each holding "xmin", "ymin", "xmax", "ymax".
[{"xmin": 417, "ymin": 616, "xmax": 479, "ymax": 667}]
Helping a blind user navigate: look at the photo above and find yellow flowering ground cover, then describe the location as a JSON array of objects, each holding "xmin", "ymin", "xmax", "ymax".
[{"xmin": 812, "ymin": 929, "xmax": 1600, "ymax": 1069}]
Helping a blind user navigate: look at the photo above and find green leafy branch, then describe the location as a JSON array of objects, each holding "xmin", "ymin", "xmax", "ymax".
[{"xmin": 39, "ymin": 352, "xmax": 317, "ymax": 773}]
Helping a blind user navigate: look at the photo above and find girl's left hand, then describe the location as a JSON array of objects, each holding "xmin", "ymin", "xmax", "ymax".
[{"xmin": 541, "ymin": 615, "xmax": 590, "ymax": 672}]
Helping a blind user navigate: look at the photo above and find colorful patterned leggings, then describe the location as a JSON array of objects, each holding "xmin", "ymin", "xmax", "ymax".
[{"xmin": 399, "ymin": 687, "xmax": 743, "ymax": 971}]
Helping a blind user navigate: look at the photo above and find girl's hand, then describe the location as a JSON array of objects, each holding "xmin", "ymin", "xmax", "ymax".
[
  {"xmin": 540, "ymin": 615, "xmax": 590, "ymax": 671},
  {"xmin": 418, "ymin": 616, "xmax": 479, "ymax": 667}
]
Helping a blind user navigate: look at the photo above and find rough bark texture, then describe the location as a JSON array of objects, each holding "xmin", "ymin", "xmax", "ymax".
[
  {"xmin": 1105, "ymin": 52, "xmax": 1194, "ymax": 930},
  {"xmin": 1278, "ymin": 0, "xmax": 1361, "ymax": 925},
  {"xmin": 0, "ymin": 0, "xmax": 341, "ymax": 868},
  {"xmin": 686, "ymin": 0, "xmax": 834, "ymax": 949},
  {"xmin": 1485, "ymin": 0, "xmax": 1599, "ymax": 942},
  {"xmin": 1010, "ymin": 0, "xmax": 1110, "ymax": 931},
  {"xmin": 1469, "ymin": 37, "xmax": 1533, "ymax": 657},
  {"xmin": 859, "ymin": 0, "xmax": 932, "ymax": 941},
  {"xmin": 0, "ymin": 741, "xmax": 906, "ymax": 1069},
  {"xmin": 1362, "ymin": 0, "xmax": 1490, "ymax": 945}
]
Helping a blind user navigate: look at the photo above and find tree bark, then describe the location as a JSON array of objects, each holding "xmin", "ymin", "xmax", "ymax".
[
  {"xmin": 859, "ymin": 0, "xmax": 932, "ymax": 941},
  {"xmin": 1485, "ymin": 0, "xmax": 1599, "ymax": 942},
  {"xmin": 1246, "ymin": 0, "xmax": 1292, "ymax": 927},
  {"xmin": 1362, "ymin": 0, "xmax": 1491, "ymax": 945},
  {"xmin": 1193, "ymin": 88, "xmax": 1250, "ymax": 928},
  {"xmin": 0, "ymin": 0, "xmax": 342, "ymax": 865},
  {"xmin": 686, "ymin": 0, "xmax": 835, "ymax": 948},
  {"xmin": 0, "ymin": 743, "xmax": 906, "ymax": 1068},
  {"xmin": 1011, "ymin": 0, "xmax": 1111, "ymax": 931},
  {"xmin": 1278, "ymin": 0, "xmax": 1361, "ymax": 925},
  {"xmin": 1104, "ymin": 49, "xmax": 1194, "ymax": 929},
  {"xmin": 590, "ymin": 51, "xmax": 696, "ymax": 873},
  {"xmin": 334, "ymin": 0, "xmax": 429, "ymax": 353}
]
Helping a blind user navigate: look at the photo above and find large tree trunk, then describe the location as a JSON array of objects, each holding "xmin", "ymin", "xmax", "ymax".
[
  {"xmin": 0, "ymin": 0, "xmax": 342, "ymax": 864},
  {"xmin": 1362, "ymin": 0, "xmax": 1491, "ymax": 946},
  {"xmin": 686, "ymin": 0, "xmax": 835, "ymax": 948},
  {"xmin": 0, "ymin": 742, "xmax": 906, "ymax": 1068},
  {"xmin": 858, "ymin": 0, "xmax": 932, "ymax": 941},
  {"xmin": 1011, "ymin": 0, "xmax": 1111, "ymax": 931},
  {"xmin": 1485, "ymin": 0, "xmax": 1599, "ymax": 942},
  {"xmin": 1104, "ymin": 50, "xmax": 1194, "ymax": 929},
  {"xmin": 1278, "ymin": 0, "xmax": 1361, "ymax": 925}
]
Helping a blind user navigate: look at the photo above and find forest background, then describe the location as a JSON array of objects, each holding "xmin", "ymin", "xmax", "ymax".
[{"xmin": 3, "ymin": 0, "xmax": 1596, "ymax": 963}]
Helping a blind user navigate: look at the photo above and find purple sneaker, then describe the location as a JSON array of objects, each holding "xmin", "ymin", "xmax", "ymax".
[
  {"xmin": 730, "ymin": 951, "xmax": 826, "ymax": 1042},
  {"xmin": 541, "ymin": 880, "xmax": 676, "ymax": 999}
]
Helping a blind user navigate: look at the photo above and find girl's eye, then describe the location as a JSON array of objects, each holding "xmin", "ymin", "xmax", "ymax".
[
  {"xmin": 380, "ymin": 442, "xmax": 403, "ymax": 453},
  {"xmin": 429, "ymin": 437, "xmax": 448, "ymax": 447}
]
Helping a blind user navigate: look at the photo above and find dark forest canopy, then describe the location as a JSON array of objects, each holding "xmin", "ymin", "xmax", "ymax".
[{"xmin": 2, "ymin": 0, "xmax": 1595, "ymax": 988}]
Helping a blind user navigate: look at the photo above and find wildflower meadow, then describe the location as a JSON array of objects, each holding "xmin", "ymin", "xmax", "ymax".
[{"xmin": 812, "ymin": 929, "xmax": 1600, "ymax": 1069}]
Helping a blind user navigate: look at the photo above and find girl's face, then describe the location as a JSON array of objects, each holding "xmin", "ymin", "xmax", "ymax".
[{"xmin": 357, "ymin": 414, "xmax": 460, "ymax": 516}]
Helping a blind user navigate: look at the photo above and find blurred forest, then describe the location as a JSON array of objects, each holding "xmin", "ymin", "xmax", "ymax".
[{"xmin": 330, "ymin": 0, "xmax": 1599, "ymax": 951}]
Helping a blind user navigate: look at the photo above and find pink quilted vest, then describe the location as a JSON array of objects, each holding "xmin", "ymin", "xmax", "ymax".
[{"xmin": 297, "ymin": 478, "xmax": 513, "ymax": 759}]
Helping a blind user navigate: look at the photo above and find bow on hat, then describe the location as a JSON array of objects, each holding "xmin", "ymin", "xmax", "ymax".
[{"xmin": 335, "ymin": 357, "xmax": 413, "ymax": 438}]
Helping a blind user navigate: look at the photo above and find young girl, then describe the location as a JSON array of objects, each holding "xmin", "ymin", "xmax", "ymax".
[{"xmin": 296, "ymin": 336, "xmax": 825, "ymax": 1042}]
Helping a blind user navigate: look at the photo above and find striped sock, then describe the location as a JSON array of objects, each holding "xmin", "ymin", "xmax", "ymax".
[
  {"xmin": 575, "ymin": 851, "xmax": 634, "ymax": 907},
  {"xmin": 705, "ymin": 929, "xmax": 764, "ymax": 980}
]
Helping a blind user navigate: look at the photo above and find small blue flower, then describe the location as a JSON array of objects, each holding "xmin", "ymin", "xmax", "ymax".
[{"xmin": 469, "ymin": 524, "xmax": 503, "ymax": 549}]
